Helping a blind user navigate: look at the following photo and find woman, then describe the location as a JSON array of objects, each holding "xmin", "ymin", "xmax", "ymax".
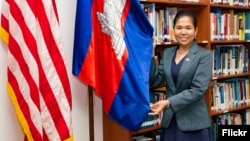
[{"xmin": 149, "ymin": 10, "xmax": 213, "ymax": 141}]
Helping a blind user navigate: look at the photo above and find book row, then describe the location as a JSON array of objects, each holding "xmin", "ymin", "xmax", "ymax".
[
  {"xmin": 212, "ymin": 44, "xmax": 249, "ymax": 76},
  {"xmin": 141, "ymin": 3, "xmax": 250, "ymax": 44},
  {"xmin": 140, "ymin": 92, "xmax": 165, "ymax": 129},
  {"xmin": 212, "ymin": 109, "xmax": 250, "ymax": 140},
  {"xmin": 211, "ymin": 77, "xmax": 250, "ymax": 112},
  {"xmin": 211, "ymin": 0, "xmax": 250, "ymax": 6},
  {"xmin": 210, "ymin": 8, "xmax": 250, "ymax": 41},
  {"xmin": 132, "ymin": 130, "xmax": 161, "ymax": 141}
]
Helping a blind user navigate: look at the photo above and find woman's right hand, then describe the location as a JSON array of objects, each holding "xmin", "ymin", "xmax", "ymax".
[{"xmin": 149, "ymin": 100, "xmax": 169, "ymax": 115}]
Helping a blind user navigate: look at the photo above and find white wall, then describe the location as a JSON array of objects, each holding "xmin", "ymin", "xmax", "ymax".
[{"xmin": 0, "ymin": 0, "xmax": 103, "ymax": 141}]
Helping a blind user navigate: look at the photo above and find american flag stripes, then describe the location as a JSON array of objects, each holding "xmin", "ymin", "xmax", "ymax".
[{"xmin": 0, "ymin": 0, "xmax": 73, "ymax": 141}]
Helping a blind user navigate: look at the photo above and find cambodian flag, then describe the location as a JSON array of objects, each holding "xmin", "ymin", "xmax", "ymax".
[{"xmin": 72, "ymin": 0, "xmax": 153, "ymax": 131}]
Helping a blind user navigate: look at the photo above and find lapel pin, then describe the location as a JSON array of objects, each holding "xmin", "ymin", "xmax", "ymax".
[{"xmin": 186, "ymin": 58, "xmax": 190, "ymax": 62}]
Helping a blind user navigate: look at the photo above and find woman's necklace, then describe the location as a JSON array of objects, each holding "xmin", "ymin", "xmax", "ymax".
[
  {"xmin": 177, "ymin": 48, "xmax": 190, "ymax": 55},
  {"xmin": 177, "ymin": 50, "xmax": 184, "ymax": 54},
  {"xmin": 177, "ymin": 50, "xmax": 186, "ymax": 55}
]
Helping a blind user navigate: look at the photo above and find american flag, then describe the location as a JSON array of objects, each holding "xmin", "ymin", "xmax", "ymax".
[{"xmin": 0, "ymin": 0, "xmax": 73, "ymax": 140}]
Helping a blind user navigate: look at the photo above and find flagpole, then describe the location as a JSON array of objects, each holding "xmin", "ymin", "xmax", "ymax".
[{"xmin": 88, "ymin": 85, "xmax": 94, "ymax": 141}]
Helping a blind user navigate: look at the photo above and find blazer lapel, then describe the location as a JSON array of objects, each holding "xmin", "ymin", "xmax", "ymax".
[
  {"xmin": 176, "ymin": 42, "xmax": 198, "ymax": 90},
  {"xmin": 165, "ymin": 47, "xmax": 177, "ymax": 93}
]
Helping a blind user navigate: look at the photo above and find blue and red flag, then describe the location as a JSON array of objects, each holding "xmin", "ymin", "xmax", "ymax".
[{"xmin": 72, "ymin": 0, "xmax": 153, "ymax": 131}]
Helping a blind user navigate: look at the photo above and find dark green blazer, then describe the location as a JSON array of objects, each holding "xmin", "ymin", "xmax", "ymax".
[{"xmin": 150, "ymin": 42, "xmax": 213, "ymax": 131}]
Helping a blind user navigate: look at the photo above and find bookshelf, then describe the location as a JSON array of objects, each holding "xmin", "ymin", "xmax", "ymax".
[
  {"xmin": 103, "ymin": 0, "xmax": 250, "ymax": 141},
  {"xmin": 209, "ymin": 2, "xmax": 250, "ymax": 140}
]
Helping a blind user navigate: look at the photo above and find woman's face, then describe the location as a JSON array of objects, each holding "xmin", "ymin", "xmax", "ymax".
[{"xmin": 174, "ymin": 16, "xmax": 197, "ymax": 48}]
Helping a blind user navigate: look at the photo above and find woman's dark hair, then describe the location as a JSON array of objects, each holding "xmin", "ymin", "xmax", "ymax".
[{"xmin": 173, "ymin": 10, "xmax": 197, "ymax": 28}]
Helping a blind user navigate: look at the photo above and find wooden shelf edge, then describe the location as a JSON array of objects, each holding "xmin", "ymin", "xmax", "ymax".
[
  {"xmin": 210, "ymin": 104, "xmax": 250, "ymax": 116},
  {"xmin": 131, "ymin": 125, "xmax": 162, "ymax": 136},
  {"xmin": 212, "ymin": 72, "xmax": 250, "ymax": 80},
  {"xmin": 140, "ymin": 0, "xmax": 208, "ymax": 6},
  {"xmin": 210, "ymin": 4, "xmax": 250, "ymax": 10}
]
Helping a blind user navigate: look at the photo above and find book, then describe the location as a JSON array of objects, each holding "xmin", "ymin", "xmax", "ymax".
[
  {"xmin": 141, "ymin": 3, "xmax": 156, "ymax": 36},
  {"xmin": 245, "ymin": 11, "xmax": 250, "ymax": 40},
  {"xmin": 211, "ymin": 8, "xmax": 222, "ymax": 40},
  {"xmin": 235, "ymin": 11, "xmax": 245, "ymax": 40},
  {"xmin": 224, "ymin": 78, "xmax": 240, "ymax": 107}
]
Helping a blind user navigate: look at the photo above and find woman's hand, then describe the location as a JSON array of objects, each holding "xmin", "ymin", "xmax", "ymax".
[{"xmin": 149, "ymin": 100, "xmax": 169, "ymax": 115}]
